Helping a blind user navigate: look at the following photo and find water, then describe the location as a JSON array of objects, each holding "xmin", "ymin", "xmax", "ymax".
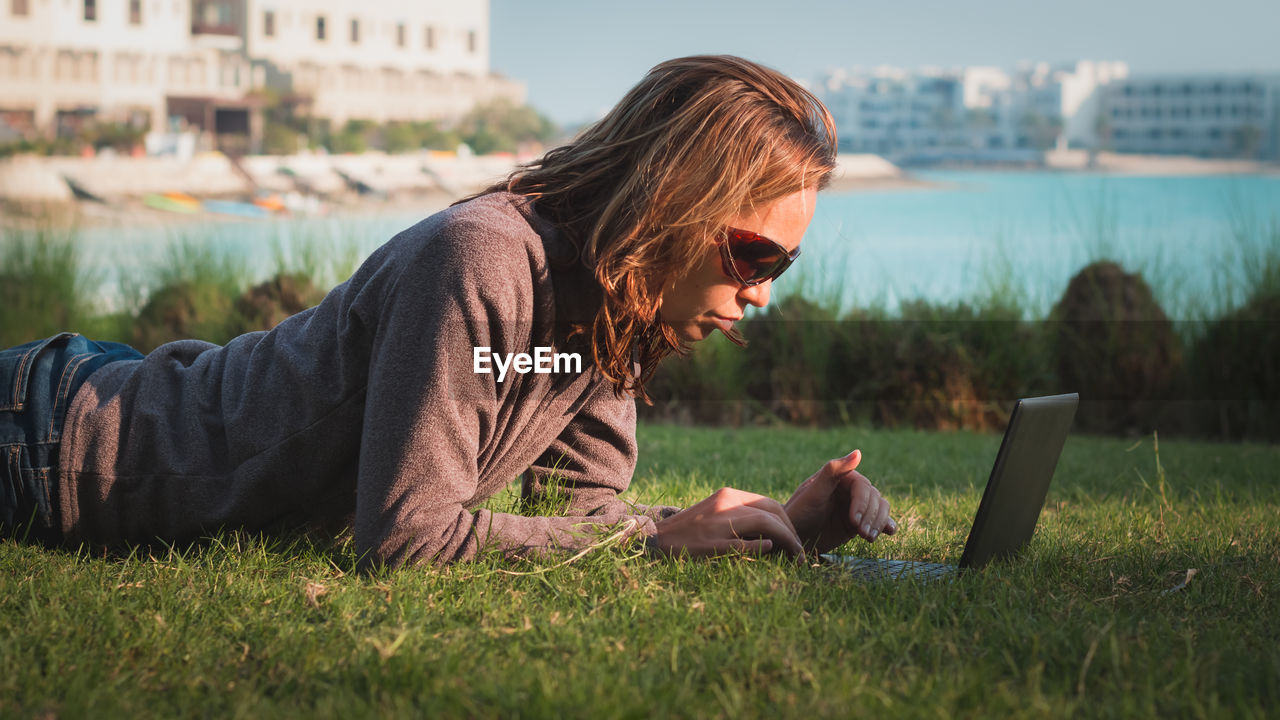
[
  {"xmin": 76, "ymin": 170, "xmax": 1280, "ymax": 318},
  {"xmin": 76, "ymin": 208, "xmax": 434, "ymax": 312},
  {"xmin": 798, "ymin": 170, "xmax": 1280, "ymax": 318}
]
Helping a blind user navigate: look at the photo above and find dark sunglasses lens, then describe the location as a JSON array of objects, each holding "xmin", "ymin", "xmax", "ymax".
[{"xmin": 728, "ymin": 232, "xmax": 788, "ymax": 282}]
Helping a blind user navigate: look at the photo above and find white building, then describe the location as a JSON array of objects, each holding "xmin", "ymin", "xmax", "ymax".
[
  {"xmin": 236, "ymin": 0, "xmax": 522, "ymax": 126},
  {"xmin": 821, "ymin": 66, "xmax": 968, "ymax": 156},
  {"xmin": 819, "ymin": 60, "xmax": 1129, "ymax": 162},
  {"xmin": 0, "ymin": 0, "xmax": 252, "ymax": 140},
  {"xmin": 1101, "ymin": 74, "xmax": 1280, "ymax": 159},
  {"xmin": 0, "ymin": 0, "xmax": 522, "ymax": 149},
  {"xmin": 1009, "ymin": 60, "xmax": 1128, "ymax": 149}
]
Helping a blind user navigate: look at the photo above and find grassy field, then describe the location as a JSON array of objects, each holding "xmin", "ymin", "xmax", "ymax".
[{"xmin": 2, "ymin": 423, "xmax": 1276, "ymax": 718}]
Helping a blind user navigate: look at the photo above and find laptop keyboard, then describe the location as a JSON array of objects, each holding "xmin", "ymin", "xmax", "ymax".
[{"xmin": 820, "ymin": 555, "xmax": 958, "ymax": 582}]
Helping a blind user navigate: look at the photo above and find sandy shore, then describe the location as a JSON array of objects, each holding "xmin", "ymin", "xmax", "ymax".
[
  {"xmin": 0, "ymin": 189, "xmax": 460, "ymax": 231},
  {"xmin": 3, "ymin": 150, "xmax": 1275, "ymax": 231},
  {"xmin": 0, "ymin": 151, "xmax": 928, "ymax": 229}
]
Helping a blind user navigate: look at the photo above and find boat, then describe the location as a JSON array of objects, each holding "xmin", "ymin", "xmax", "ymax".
[
  {"xmin": 62, "ymin": 175, "xmax": 107, "ymax": 203},
  {"xmin": 143, "ymin": 192, "xmax": 201, "ymax": 214},
  {"xmin": 252, "ymin": 194, "xmax": 287, "ymax": 212},
  {"xmin": 203, "ymin": 199, "xmax": 272, "ymax": 218}
]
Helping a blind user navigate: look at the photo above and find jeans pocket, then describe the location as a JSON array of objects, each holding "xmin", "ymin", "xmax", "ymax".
[
  {"xmin": 0, "ymin": 332, "xmax": 78, "ymax": 413},
  {"xmin": 19, "ymin": 466, "xmax": 55, "ymax": 530},
  {"xmin": 2, "ymin": 446, "xmax": 53, "ymax": 531},
  {"xmin": 2, "ymin": 445, "xmax": 19, "ymax": 527}
]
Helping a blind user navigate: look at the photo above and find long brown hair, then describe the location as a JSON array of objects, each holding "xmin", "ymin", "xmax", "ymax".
[{"xmin": 473, "ymin": 55, "xmax": 837, "ymax": 401}]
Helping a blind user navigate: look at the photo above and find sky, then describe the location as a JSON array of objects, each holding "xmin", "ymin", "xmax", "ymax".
[{"xmin": 489, "ymin": 0, "xmax": 1280, "ymax": 126}]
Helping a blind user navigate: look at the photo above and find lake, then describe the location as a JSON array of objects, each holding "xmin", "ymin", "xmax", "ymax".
[{"xmin": 75, "ymin": 170, "xmax": 1280, "ymax": 318}]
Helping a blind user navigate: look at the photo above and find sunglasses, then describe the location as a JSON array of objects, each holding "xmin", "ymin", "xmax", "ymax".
[{"xmin": 717, "ymin": 227, "xmax": 801, "ymax": 287}]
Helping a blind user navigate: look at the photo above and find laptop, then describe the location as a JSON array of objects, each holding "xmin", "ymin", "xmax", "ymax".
[{"xmin": 822, "ymin": 392, "xmax": 1079, "ymax": 581}]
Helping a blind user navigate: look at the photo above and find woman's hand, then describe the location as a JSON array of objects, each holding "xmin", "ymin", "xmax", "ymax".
[
  {"xmin": 649, "ymin": 487, "xmax": 805, "ymax": 558},
  {"xmin": 784, "ymin": 450, "xmax": 897, "ymax": 555}
]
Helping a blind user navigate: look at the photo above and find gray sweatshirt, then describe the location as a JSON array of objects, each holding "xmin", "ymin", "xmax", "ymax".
[{"xmin": 57, "ymin": 192, "xmax": 674, "ymax": 567}]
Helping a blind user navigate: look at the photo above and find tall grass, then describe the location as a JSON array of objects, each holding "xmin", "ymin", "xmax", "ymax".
[
  {"xmin": 3, "ymin": 202, "xmax": 1277, "ymax": 439},
  {"xmin": 645, "ymin": 190, "xmax": 1280, "ymax": 439},
  {"xmin": 0, "ymin": 225, "xmax": 94, "ymax": 348}
]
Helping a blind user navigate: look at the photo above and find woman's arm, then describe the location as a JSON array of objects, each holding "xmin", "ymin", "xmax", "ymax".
[
  {"xmin": 520, "ymin": 382, "xmax": 681, "ymax": 523},
  {"xmin": 350, "ymin": 207, "xmax": 664, "ymax": 570}
]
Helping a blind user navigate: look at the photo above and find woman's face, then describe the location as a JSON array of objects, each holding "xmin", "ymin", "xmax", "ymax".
[{"xmin": 657, "ymin": 187, "xmax": 817, "ymax": 342}]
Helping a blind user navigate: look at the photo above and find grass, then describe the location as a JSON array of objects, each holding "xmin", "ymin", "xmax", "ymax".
[{"xmin": 2, "ymin": 423, "xmax": 1277, "ymax": 718}]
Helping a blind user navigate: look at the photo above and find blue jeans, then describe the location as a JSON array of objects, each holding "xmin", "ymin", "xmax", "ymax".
[{"xmin": 0, "ymin": 332, "xmax": 141, "ymax": 544}]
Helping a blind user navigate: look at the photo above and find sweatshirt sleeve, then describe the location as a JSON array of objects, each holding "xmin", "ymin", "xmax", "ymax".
[
  {"xmin": 351, "ymin": 214, "xmax": 663, "ymax": 570},
  {"xmin": 520, "ymin": 383, "xmax": 683, "ymax": 523}
]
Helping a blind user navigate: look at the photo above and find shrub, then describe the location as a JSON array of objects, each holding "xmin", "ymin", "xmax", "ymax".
[
  {"xmin": 1187, "ymin": 289, "xmax": 1280, "ymax": 440},
  {"xmin": 236, "ymin": 273, "xmax": 326, "ymax": 332},
  {"xmin": 131, "ymin": 280, "xmax": 241, "ymax": 352},
  {"xmin": 1048, "ymin": 261, "xmax": 1185, "ymax": 436},
  {"xmin": 643, "ymin": 332, "xmax": 751, "ymax": 425},
  {"xmin": 643, "ymin": 296, "xmax": 1051, "ymax": 432},
  {"xmin": 738, "ymin": 295, "xmax": 847, "ymax": 426},
  {"xmin": 840, "ymin": 301, "xmax": 1048, "ymax": 432}
]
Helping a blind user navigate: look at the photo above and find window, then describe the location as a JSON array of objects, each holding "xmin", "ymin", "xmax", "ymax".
[
  {"xmin": 316, "ymin": 15, "xmax": 326, "ymax": 40},
  {"xmin": 83, "ymin": 0, "xmax": 96, "ymax": 21},
  {"xmin": 12, "ymin": 0, "xmax": 30, "ymax": 16},
  {"xmin": 396, "ymin": 22, "xmax": 405, "ymax": 48},
  {"xmin": 129, "ymin": 0, "xmax": 141, "ymax": 24},
  {"xmin": 424, "ymin": 25, "xmax": 435, "ymax": 50},
  {"xmin": 468, "ymin": 29, "xmax": 476, "ymax": 53},
  {"xmin": 350, "ymin": 18, "xmax": 359, "ymax": 43},
  {"xmin": 263, "ymin": 10, "xmax": 274, "ymax": 37}
]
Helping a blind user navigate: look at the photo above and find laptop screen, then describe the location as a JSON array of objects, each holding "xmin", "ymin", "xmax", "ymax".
[{"xmin": 957, "ymin": 393, "xmax": 1079, "ymax": 569}]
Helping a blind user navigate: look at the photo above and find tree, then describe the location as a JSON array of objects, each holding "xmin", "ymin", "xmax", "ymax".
[
  {"xmin": 1231, "ymin": 124, "xmax": 1263, "ymax": 159},
  {"xmin": 1018, "ymin": 111, "xmax": 1064, "ymax": 151},
  {"xmin": 1093, "ymin": 113, "xmax": 1113, "ymax": 153},
  {"xmin": 965, "ymin": 108, "xmax": 996, "ymax": 130},
  {"xmin": 455, "ymin": 100, "xmax": 557, "ymax": 155}
]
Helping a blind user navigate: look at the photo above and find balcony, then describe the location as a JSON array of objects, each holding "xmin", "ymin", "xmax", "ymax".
[{"xmin": 191, "ymin": 0, "xmax": 243, "ymax": 49}]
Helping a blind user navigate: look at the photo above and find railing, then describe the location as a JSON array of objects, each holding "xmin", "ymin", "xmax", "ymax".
[{"xmin": 191, "ymin": 22, "xmax": 239, "ymax": 36}]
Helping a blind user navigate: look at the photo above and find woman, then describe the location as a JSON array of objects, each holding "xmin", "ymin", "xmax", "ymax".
[{"xmin": 0, "ymin": 55, "xmax": 896, "ymax": 568}]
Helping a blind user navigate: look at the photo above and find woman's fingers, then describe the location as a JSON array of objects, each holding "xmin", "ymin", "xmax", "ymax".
[
  {"xmin": 653, "ymin": 487, "xmax": 806, "ymax": 558},
  {"xmin": 729, "ymin": 506, "xmax": 804, "ymax": 557},
  {"xmin": 727, "ymin": 538, "xmax": 774, "ymax": 554},
  {"xmin": 745, "ymin": 495, "xmax": 800, "ymax": 539},
  {"xmin": 839, "ymin": 470, "xmax": 895, "ymax": 542},
  {"xmin": 867, "ymin": 496, "xmax": 892, "ymax": 541},
  {"xmin": 847, "ymin": 470, "xmax": 873, "ymax": 530}
]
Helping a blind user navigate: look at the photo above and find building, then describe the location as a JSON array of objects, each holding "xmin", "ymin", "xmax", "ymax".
[
  {"xmin": 234, "ymin": 0, "xmax": 523, "ymax": 127},
  {"xmin": 0, "ymin": 0, "xmax": 253, "ymax": 145},
  {"xmin": 820, "ymin": 66, "xmax": 968, "ymax": 157},
  {"xmin": 0, "ymin": 0, "xmax": 522, "ymax": 152},
  {"xmin": 819, "ymin": 60, "xmax": 1130, "ymax": 163},
  {"xmin": 1010, "ymin": 60, "xmax": 1129, "ymax": 150},
  {"xmin": 1100, "ymin": 74, "xmax": 1280, "ymax": 159}
]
